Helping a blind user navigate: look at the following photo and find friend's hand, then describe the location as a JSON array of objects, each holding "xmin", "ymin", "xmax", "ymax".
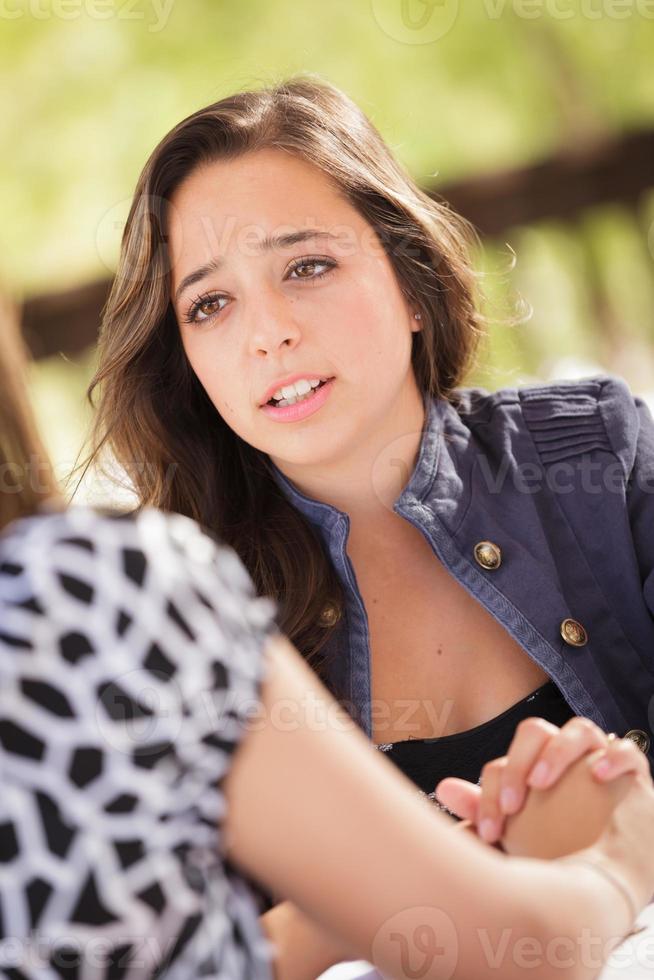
[{"xmin": 435, "ymin": 716, "xmax": 646, "ymax": 845}]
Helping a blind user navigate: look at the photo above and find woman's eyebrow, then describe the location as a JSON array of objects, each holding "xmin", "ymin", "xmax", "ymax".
[{"xmin": 173, "ymin": 229, "xmax": 342, "ymax": 305}]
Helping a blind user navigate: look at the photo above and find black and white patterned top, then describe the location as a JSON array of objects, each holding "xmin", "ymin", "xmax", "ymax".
[{"xmin": 0, "ymin": 505, "xmax": 279, "ymax": 979}]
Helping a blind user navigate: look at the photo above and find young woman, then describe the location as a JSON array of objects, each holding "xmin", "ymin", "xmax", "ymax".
[
  {"xmin": 83, "ymin": 73, "xmax": 654, "ymax": 849},
  {"xmin": 3, "ymin": 291, "xmax": 654, "ymax": 979}
]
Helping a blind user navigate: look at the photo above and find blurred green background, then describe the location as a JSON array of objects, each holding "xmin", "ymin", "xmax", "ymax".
[{"xmin": 2, "ymin": 0, "xmax": 654, "ymax": 502}]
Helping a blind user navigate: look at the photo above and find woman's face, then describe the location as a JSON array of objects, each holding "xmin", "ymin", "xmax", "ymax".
[{"xmin": 168, "ymin": 148, "xmax": 422, "ymax": 470}]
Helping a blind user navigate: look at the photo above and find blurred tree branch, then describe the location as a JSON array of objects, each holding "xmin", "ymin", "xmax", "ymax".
[{"xmin": 19, "ymin": 128, "xmax": 654, "ymax": 360}]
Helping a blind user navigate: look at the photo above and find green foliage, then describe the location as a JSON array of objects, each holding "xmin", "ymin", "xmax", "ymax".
[{"xmin": 3, "ymin": 2, "xmax": 653, "ymax": 492}]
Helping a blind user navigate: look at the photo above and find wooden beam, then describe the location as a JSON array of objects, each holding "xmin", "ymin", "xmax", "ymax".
[
  {"xmin": 429, "ymin": 128, "xmax": 654, "ymax": 238},
  {"xmin": 18, "ymin": 128, "xmax": 654, "ymax": 359},
  {"xmin": 20, "ymin": 278, "xmax": 111, "ymax": 361}
]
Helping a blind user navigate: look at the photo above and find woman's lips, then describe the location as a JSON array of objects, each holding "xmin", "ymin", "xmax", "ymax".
[{"xmin": 260, "ymin": 378, "xmax": 335, "ymax": 422}]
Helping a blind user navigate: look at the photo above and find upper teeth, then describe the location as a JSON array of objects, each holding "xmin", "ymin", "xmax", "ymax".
[{"xmin": 271, "ymin": 378, "xmax": 325, "ymax": 401}]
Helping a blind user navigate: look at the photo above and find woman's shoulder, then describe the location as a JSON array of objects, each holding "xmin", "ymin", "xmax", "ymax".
[
  {"xmin": 450, "ymin": 372, "xmax": 637, "ymax": 420},
  {"xmin": 447, "ymin": 373, "xmax": 651, "ymax": 477},
  {"xmin": 0, "ymin": 503, "xmax": 277, "ymax": 769},
  {"xmin": 1, "ymin": 504, "xmax": 277, "ymax": 650},
  {"xmin": 2, "ymin": 504, "xmax": 252, "ymax": 588},
  {"xmin": 0, "ymin": 513, "xmax": 275, "ymax": 978}
]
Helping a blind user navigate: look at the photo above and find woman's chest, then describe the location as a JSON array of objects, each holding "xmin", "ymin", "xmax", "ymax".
[{"xmin": 347, "ymin": 527, "xmax": 550, "ymax": 744}]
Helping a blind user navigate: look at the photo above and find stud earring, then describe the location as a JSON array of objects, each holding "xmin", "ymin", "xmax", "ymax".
[{"xmin": 414, "ymin": 312, "xmax": 422, "ymax": 320}]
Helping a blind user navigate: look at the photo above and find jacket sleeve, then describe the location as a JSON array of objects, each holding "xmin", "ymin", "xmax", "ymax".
[
  {"xmin": 625, "ymin": 395, "xmax": 654, "ymax": 619},
  {"xmin": 600, "ymin": 376, "xmax": 654, "ymax": 620}
]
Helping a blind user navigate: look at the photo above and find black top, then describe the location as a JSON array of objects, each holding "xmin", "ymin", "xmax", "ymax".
[{"xmin": 376, "ymin": 680, "xmax": 576, "ymax": 815}]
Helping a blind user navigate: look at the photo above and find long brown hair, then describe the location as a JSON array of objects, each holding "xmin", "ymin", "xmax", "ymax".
[
  {"xmin": 83, "ymin": 72, "xmax": 485, "ymax": 683},
  {"xmin": 0, "ymin": 289, "xmax": 60, "ymax": 533}
]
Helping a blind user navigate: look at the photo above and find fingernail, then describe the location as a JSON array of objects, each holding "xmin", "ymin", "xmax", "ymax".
[
  {"xmin": 592, "ymin": 757, "xmax": 611, "ymax": 778},
  {"xmin": 500, "ymin": 787, "xmax": 518, "ymax": 814},
  {"xmin": 479, "ymin": 818, "xmax": 500, "ymax": 843},
  {"xmin": 528, "ymin": 761, "xmax": 551, "ymax": 788}
]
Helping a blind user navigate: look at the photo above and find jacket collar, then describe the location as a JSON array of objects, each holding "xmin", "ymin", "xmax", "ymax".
[{"xmin": 267, "ymin": 389, "xmax": 446, "ymax": 531}]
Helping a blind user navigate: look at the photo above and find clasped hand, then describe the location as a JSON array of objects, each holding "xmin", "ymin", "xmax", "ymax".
[{"xmin": 436, "ymin": 717, "xmax": 651, "ymax": 849}]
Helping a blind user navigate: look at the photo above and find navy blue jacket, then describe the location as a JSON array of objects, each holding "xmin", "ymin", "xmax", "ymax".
[{"xmin": 270, "ymin": 375, "xmax": 654, "ymax": 765}]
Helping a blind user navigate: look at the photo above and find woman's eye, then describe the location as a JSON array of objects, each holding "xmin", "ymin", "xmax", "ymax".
[
  {"xmin": 183, "ymin": 257, "xmax": 335, "ymax": 326},
  {"xmin": 288, "ymin": 257, "xmax": 336, "ymax": 281},
  {"xmin": 184, "ymin": 293, "xmax": 226, "ymax": 325}
]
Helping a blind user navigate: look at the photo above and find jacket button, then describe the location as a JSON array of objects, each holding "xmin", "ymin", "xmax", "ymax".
[
  {"xmin": 624, "ymin": 729, "xmax": 651, "ymax": 754},
  {"xmin": 318, "ymin": 602, "xmax": 342, "ymax": 627},
  {"xmin": 473, "ymin": 541, "xmax": 502, "ymax": 570},
  {"xmin": 560, "ymin": 618, "xmax": 588, "ymax": 647}
]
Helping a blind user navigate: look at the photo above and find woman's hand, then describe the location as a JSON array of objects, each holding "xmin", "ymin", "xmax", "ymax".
[
  {"xmin": 435, "ymin": 716, "xmax": 648, "ymax": 845},
  {"xmin": 507, "ymin": 743, "xmax": 654, "ymax": 935},
  {"xmin": 501, "ymin": 745, "xmax": 639, "ymax": 860},
  {"xmin": 590, "ymin": 751, "xmax": 654, "ymax": 913}
]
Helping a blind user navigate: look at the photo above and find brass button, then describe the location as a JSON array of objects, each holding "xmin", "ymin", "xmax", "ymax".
[
  {"xmin": 318, "ymin": 602, "xmax": 341, "ymax": 628},
  {"xmin": 473, "ymin": 541, "xmax": 502, "ymax": 570},
  {"xmin": 624, "ymin": 729, "xmax": 651, "ymax": 754},
  {"xmin": 560, "ymin": 618, "xmax": 588, "ymax": 647}
]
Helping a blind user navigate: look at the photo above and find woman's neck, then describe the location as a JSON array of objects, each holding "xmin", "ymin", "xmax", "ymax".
[{"xmin": 272, "ymin": 382, "xmax": 427, "ymax": 527}]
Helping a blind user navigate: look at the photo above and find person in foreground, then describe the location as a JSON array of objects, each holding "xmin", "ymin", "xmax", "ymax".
[{"xmin": 2, "ymin": 319, "xmax": 654, "ymax": 979}]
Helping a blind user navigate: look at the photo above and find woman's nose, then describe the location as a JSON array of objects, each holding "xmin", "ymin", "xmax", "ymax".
[{"xmin": 246, "ymin": 292, "xmax": 302, "ymax": 356}]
